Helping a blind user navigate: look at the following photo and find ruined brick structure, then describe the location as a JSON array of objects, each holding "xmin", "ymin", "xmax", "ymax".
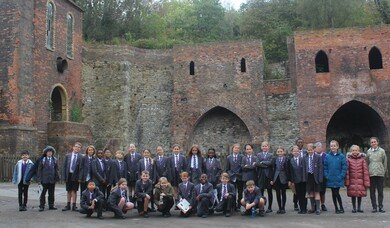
[{"xmin": 0, "ymin": 0, "xmax": 91, "ymax": 154}]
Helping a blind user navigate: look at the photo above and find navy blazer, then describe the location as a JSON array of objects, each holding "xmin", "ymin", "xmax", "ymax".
[
  {"xmin": 241, "ymin": 155, "xmax": 258, "ymax": 182},
  {"xmin": 110, "ymin": 159, "xmax": 128, "ymax": 185},
  {"xmin": 92, "ymin": 158, "xmax": 107, "ymax": 184},
  {"xmin": 62, "ymin": 152, "xmax": 82, "ymax": 181},
  {"xmin": 137, "ymin": 158, "xmax": 156, "ymax": 182},
  {"xmin": 288, "ymin": 156, "xmax": 306, "ymax": 184},
  {"xmin": 108, "ymin": 188, "xmax": 129, "ymax": 207},
  {"xmin": 104, "ymin": 158, "xmax": 114, "ymax": 184},
  {"xmin": 80, "ymin": 155, "xmax": 95, "ymax": 182},
  {"xmin": 37, "ymin": 157, "xmax": 60, "ymax": 184},
  {"xmin": 256, "ymin": 152, "xmax": 274, "ymax": 179},
  {"xmin": 124, "ymin": 152, "xmax": 142, "ymax": 182},
  {"xmin": 225, "ymin": 154, "xmax": 243, "ymax": 182},
  {"xmin": 303, "ymin": 153, "xmax": 323, "ymax": 184},
  {"xmin": 178, "ymin": 181, "xmax": 195, "ymax": 205},
  {"xmin": 154, "ymin": 156, "xmax": 171, "ymax": 181},
  {"xmin": 80, "ymin": 188, "xmax": 104, "ymax": 210},
  {"xmin": 270, "ymin": 156, "xmax": 289, "ymax": 184},
  {"xmin": 194, "ymin": 182, "xmax": 214, "ymax": 204},
  {"xmin": 135, "ymin": 179, "xmax": 153, "ymax": 199},
  {"xmin": 168, "ymin": 154, "xmax": 187, "ymax": 173},
  {"xmin": 216, "ymin": 183, "xmax": 236, "ymax": 202},
  {"xmin": 204, "ymin": 158, "xmax": 222, "ymax": 186},
  {"xmin": 186, "ymin": 156, "xmax": 205, "ymax": 185},
  {"xmin": 243, "ymin": 186, "xmax": 262, "ymax": 204}
]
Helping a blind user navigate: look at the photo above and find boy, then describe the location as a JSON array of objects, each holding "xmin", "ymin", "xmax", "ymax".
[
  {"xmin": 194, "ymin": 174, "xmax": 214, "ymax": 218},
  {"xmin": 241, "ymin": 144, "xmax": 258, "ymax": 185},
  {"xmin": 137, "ymin": 149, "xmax": 156, "ymax": 211},
  {"xmin": 226, "ymin": 143, "xmax": 243, "ymax": 211},
  {"xmin": 215, "ymin": 173, "xmax": 236, "ymax": 217},
  {"xmin": 169, "ymin": 144, "xmax": 187, "ymax": 205},
  {"xmin": 288, "ymin": 145, "xmax": 307, "ymax": 214},
  {"xmin": 154, "ymin": 146, "xmax": 171, "ymax": 182},
  {"xmin": 103, "ymin": 149, "xmax": 114, "ymax": 199},
  {"xmin": 80, "ymin": 180, "xmax": 105, "ymax": 219},
  {"xmin": 37, "ymin": 146, "xmax": 60, "ymax": 211},
  {"xmin": 135, "ymin": 170, "xmax": 153, "ymax": 217},
  {"xmin": 241, "ymin": 180, "xmax": 266, "ymax": 217},
  {"xmin": 178, "ymin": 171, "xmax": 195, "ymax": 217},
  {"xmin": 256, "ymin": 141, "xmax": 274, "ymax": 213},
  {"xmin": 124, "ymin": 144, "xmax": 142, "ymax": 197},
  {"xmin": 92, "ymin": 150, "xmax": 108, "ymax": 196},
  {"xmin": 110, "ymin": 150, "xmax": 128, "ymax": 185},
  {"xmin": 62, "ymin": 142, "xmax": 82, "ymax": 211},
  {"xmin": 12, "ymin": 150, "xmax": 34, "ymax": 211}
]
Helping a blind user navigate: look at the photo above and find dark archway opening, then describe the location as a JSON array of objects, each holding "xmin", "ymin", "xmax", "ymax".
[
  {"xmin": 190, "ymin": 106, "xmax": 251, "ymax": 155},
  {"xmin": 369, "ymin": 46, "xmax": 383, "ymax": 70},
  {"xmin": 315, "ymin": 50, "xmax": 329, "ymax": 73},
  {"xmin": 326, "ymin": 100, "xmax": 388, "ymax": 153},
  {"xmin": 241, "ymin": 58, "xmax": 246, "ymax": 73},
  {"xmin": 189, "ymin": 61, "xmax": 195, "ymax": 75},
  {"xmin": 51, "ymin": 87, "xmax": 66, "ymax": 121}
]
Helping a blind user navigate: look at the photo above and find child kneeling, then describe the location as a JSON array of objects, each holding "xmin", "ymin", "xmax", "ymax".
[
  {"xmin": 108, "ymin": 178, "xmax": 134, "ymax": 219},
  {"xmin": 241, "ymin": 180, "xmax": 266, "ymax": 217},
  {"xmin": 154, "ymin": 177, "xmax": 174, "ymax": 217},
  {"xmin": 80, "ymin": 181, "xmax": 105, "ymax": 219}
]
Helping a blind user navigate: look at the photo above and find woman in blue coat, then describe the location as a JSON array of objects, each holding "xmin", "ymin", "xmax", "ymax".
[{"xmin": 324, "ymin": 140, "xmax": 347, "ymax": 214}]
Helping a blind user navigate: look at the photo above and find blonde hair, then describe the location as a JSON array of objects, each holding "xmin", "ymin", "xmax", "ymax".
[
  {"xmin": 350, "ymin": 145, "xmax": 360, "ymax": 152},
  {"xmin": 330, "ymin": 140, "xmax": 339, "ymax": 147},
  {"xmin": 246, "ymin": 180, "xmax": 255, "ymax": 187},
  {"xmin": 220, "ymin": 172, "xmax": 230, "ymax": 180},
  {"xmin": 115, "ymin": 150, "xmax": 125, "ymax": 156}
]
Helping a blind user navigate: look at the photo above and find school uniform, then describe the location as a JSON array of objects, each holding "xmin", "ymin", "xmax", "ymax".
[
  {"xmin": 194, "ymin": 182, "xmax": 214, "ymax": 217},
  {"xmin": 110, "ymin": 159, "xmax": 128, "ymax": 185},
  {"xmin": 187, "ymin": 155, "xmax": 205, "ymax": 185},
  {"xmin": 241, "ymin": 155, "xmax": 258, "ymax": 183},
  {"xmin": 154, "ymin": 183, "xmax": 174, "ymax": 215},
  {"xmin": 92, "ymin": 158, "xmax": 108, "ymax": 196},
  {"xmin": 124, "ymin": 152, "xmax": 142, "ymax": 189},
  {"xmin": 137, "ymin": 157, "xmax": 156, "ymax": 183},
  {"xmin": 62, "ymin": 152, "xmax": 82, "ymax": 192},
  {"xmin": 12, "ymin": 159, "xmax": 34, "ymax": 209},
  {"xmin": 226, "ymin": 153, "xmax": 244, "ymax": 208},
  {"xmin": 37, "ymin": 156, "xmax": 60, "ymax": 209},
  {"xmin": 288, "ymin": 155, "xmax": 307, "ymax": 213},
  {"xmin": 80, "ymin": 188, "xmax": 105, "ymax": 218},
  {"xmin": 154, "ymin": 155, "xmax": 171, "ymax": 182},
  {"xmin": 25, "ymin": 156, "xmax": 43, "ymax": 183},
  {"xmin": 135, "ymin": 179, "xmax": 153, "ymax": 212},
  {"xmin": 270, "ymin": 156, "xmax": 288, "ymax": 212},
  {"xmin": 104, "ymin": 158, "xmax": 114, "ymax": 199},
  {"xmin": 293, "ymin": 149, "xmax": 307, "ymax": 208},
  {"xmin": 215, "ymin": 183, "xmax": 236, "ymax": 215},
  {"xmin": 108, "ymin": 188, "xmax": 130, "ymax": 217},
  {"xmin": 79, "ymin": 155, "xmax": 95, "ymax": 198},
  {"xmin": 168, "ymin": 153, "xmax": 187, "ymax": 187},
  {"xmin": 304, "ymin": 153, "xmax": 323, "ymax": 193},
  {"xmin": 204, "ymin": 157, "xmax": 222, "ymax": 187},
  {"xmin": 178, "ymin": 181, "xmax": 195, "ymax": 216},
  {"xmin": 242, "ymin": 186, "xmax": 266, "ymax": 215}
]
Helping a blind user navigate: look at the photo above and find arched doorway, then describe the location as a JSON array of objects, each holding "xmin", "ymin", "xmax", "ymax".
[
  {"xmin": 190, "ymin": 106, "xmax": 251, "ymax": 155},
  {"xmin": 50, "ymin": 86, "xmax": 67, "ymax": 121},
  {"xmin": 326, "ymin": 100, "xmax": 388, "ymax": 152}
]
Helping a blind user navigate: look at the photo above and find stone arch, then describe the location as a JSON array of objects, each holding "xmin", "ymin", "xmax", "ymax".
[
  {"xmin": 315, "ymin": 50, "xmax": 329, "ymax": 73},
  {"xmin": 50, "ymin": 84, "xmax": 68, "ymax": 121},
  {"xmin": 189, "ymin": 106, "xmax": 251, "ymax": 154},
  {"xmin": 369, "ymin": 46, "xmax": 383, "ymax": 70},
  {"xmin": 326, "ymin": 100, "xmax": 388, "ymax": 152}
]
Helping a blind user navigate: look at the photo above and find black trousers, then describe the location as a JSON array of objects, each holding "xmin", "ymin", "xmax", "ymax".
[
  {"xmin": 196, "ymin": 197, "xmax": 211, "ymax": 216},
  {"xmin": 370, "ymin": 176, "xmax": 384, "ymax": 209},
  {"xmin": 80, "ymin": 199, "xmax": 104, "ymax": 217},
  {"xmin": 275, "ymin": 188, "xmax": 287, "ymax": 210},
  {"xmin": 295, "ymin": 182, "xmax": 307, "ymax": 211},
  {"xmin": 80, "ymin": 182, "xmax": 87, "ymax": 198},
  {"xmin": 232, "ymin": 180, "xmax": 244, "ymax": 208},
  {"xmin": 40, "ymin": 183, "xmax": 55, "ymax": 207},
  {"xmin": 157, "ymin": 196, "xmax": 174, "ymax": 214},
  {"xmin": 215, "ymin": 196, "xmax": 233, "ymax": 213},
  {"xmin": 18, "ymin": 182, "xmax": 29, "ymax": 206},
  {"xmin": 105, "ymin": 185, "xmax": 112, "ymax": 200},
  {"xmin": 261, "ymin": 187, "xmax": 273, "ymax": 210}
]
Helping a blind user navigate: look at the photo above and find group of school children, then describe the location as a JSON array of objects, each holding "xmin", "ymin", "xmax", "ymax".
[{"xmin": 12, "ymin": 137, "xmax": 387, "ymax": 219}]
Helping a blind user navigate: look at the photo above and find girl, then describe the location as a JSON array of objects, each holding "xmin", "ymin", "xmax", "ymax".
[
  {"xmin": 345, "ymin": 145, "xmax": 370, "ymax": 213},
  {"xmin": 315, "ymin": 142, "xmax": 328, "ymax": 211},
  {"xmin": 80, "ymin": 145, "xmax": 96, "ymax": 199},
  {"xmin": 270, "ymin": 147, "xmax": 288, "ymax": 214},
  {"xmin": 154, "ymin": 146, "xmax": 170, "ymax": 183},
  {"xmin": 324, "ymin": 140, "xmax": 347, "ymax": 214},
  {"xmin": 169, "ymin": 144, "xmax": 187, "ymax": 204},
  {"xmin": 241, "ymin": 144, "xmax": 258, "ymax": 184},
  {"xmin": 12, "ymin": 150, "xmax": 34, "ymax": 211},
  {"xmin": 305, "ymin": 143, "xmax": 323, "ymax": 215},
  {"xmin": 256, "ymin": 141, "xmax": 274, "ymax": 213},
  {"xmin": 108, "ymin": 178, "xmax": 134, "ymax": 219},
  {"xmin": 135, "ymin": 170, "xmax": 153, "ymax": 217},
  {"xmin": 154, "ymin": 177, "xmax": 174, "ymax": 217},
  {"xmin": 187, "ymin": 145, "xmax": 205, "ymax": 185},
  {"xmin": 205, "ymin": 148, "xmax": 222, "ymax": 188},
  {"xmin": 366, "ymin": 137, "xmax": 387, "ymax": 213}
]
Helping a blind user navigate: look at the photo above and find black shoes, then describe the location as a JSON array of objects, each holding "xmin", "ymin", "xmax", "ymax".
[
  {"xmin": 19, "ymin": 205, "xmax": 27, "ymax": 211},
  {"xmin": 49, "ymin": 206, "xmax": 57, "ymax": 210},
  {"xmin": 39, "ymin": 207, "xmax": 44, "ymax": 212},
  {"xmin": 266, "ymin": 209, "xmax": 273, "ymax": 213},
  {"xmin": 321, "ymin": 204, "xmax": 327, "ymax": 211},
  {"xmin": 379, "ymin": 207, "xmax": 386, "ymax": 213}
]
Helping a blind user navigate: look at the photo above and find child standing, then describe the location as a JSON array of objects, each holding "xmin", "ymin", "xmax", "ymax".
[
  {"xmin": 178, "ymin": 172, "xmax": 195, "ymax": 217},
  {"xmin": 205, "ymin": 148, "xmax": 222, "ymax": 188},
  {"xmin": 154, "ymin": 177, "xmax": 174, "ymax": 217},
  {"xmin": 108, "ymin": 178, "xmax": 134, "ymax": 219},
  {"xmin": 103, "ymin": 149, "xmax": 114, "ymax": 200},
  {"xmin": 215, "ymin": 173, "xmax": 236, "ymax": 217},
  {"xmin": 37, "ymin": 146, "xmax": 60, "ymax": 211},
  {"xmin": 110, "ymin": 150, "xmax": 128, "ymax": 186},
  {"xmin": 124, "ymin": 144, "xmax": 142, "ymax": 198},
  {"xmin": 187, "ymin": 145, "xmax": 205, "ymax": 186},
  {"xmin": 241, "ymin": 144, "xmax": 258, "ymax": 185},
  {"xmin": 288, "ymin": 145, "xmax": 307, "ymax": 214},
  {"xmin": 315, "ymin": 142, "xmax": 328, "ymax": 211},
  {"xmin": 79, "ymin": 145, "xmax": 96, "ymax": 199},
  {"xmin": 154, "ymin": 146, "xmax": 171, "ymax": 182},
  {"xmin": 169, "ymin": 144, "xmax": 187, "ymax": 204},
  {"xmin": 324, "ymin": 140, "xmax": 347, "ymax": 214},
  {"xmin": 305, "ymin": 143, "xmax": 323, "ymax": 215},
  {"xmin": 270, "ymin": 147, "xmax": 288, "ymax": 214},
  {"xmin": 12, "ymin": 150, "xmax": 34, "ymax": 211},
  {"xmin": 92, "ymin": 150, "xmax": 108, "ymax": 196},
  {"xmin": 226, "ymin": 144, "xmax": 244, "ymax": 211},
  {"xmin": 135, "ymin": 170, "xmax": 153, "ymax": 217},
  {"xmin": 240, "ymin": 180, "xmax": 266, "ymax": 217},
  {"xmin": 256, "ymin": 141, "xmax": 274, "ymax": 213},
  {"xmin": 345, "ymin": 145, "xmax": 370, "ymax": 213},
  {"xmin": 80, "ymin": 180, "xmax": 105, "ymax": 219},
  {"xmin": 138, "ymin": 149, "xmax": 156, "ymax": 211},
  {"xmin": 62, "ymin": 142, "xmax": 82, "ymax": 212}
]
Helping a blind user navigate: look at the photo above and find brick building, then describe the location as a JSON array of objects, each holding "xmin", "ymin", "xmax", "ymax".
[{"xmin": 0, "ymin": 0, "xmax": 91, "ymax": 154}]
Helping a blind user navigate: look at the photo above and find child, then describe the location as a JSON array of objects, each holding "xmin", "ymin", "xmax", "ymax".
[
  {"xmin": 305, "ymin": 143, "xmax": 323, "ymax": 215},
  {"xmin": 187, "ymin": 145, "xmax": 205, "ymax": 186},
  {"xmin": 110, "ymin": 150, "xmax": 128, "ymax": 186},
  {"xmin": 215, "ymin": 173, "xmax": 236, "ymax": 217},
  {"xmin": 135, "ymin": 170, "xmax": 153, "ymax": 217},
  {"xmin": 62, "ymin": 142, "xmax": 82, "ymax": 211},
  {"xmin": 256, "ymin": 141, "xmax": 274, "ymax": 213},
  {"xmin": 108, "ymin": 178, "xmax": 134, "ymax": 219},
  {"xmin": 288, "ymin": 145, "xmax": 307, "ymax": 214},
  {"xmin": 367, "ymin": 137, "xmax": 387, "ymax": 213},
  {"xmin": 80, "ymin": 145, "xmax": 96, "ymax": 199},
  {"xmin": 104, "ymin": 149, "xmax": 114, "ymax": 199},
  {"xmin": 154, "ymin": 177, "xmax": 174, "ymax": 217},
  {"xmin": 241, "ymin": 144, "xmax": 258, "ymax": 185},
  {"xmin": 169, "ymin": 144, "xmax": 187, "ymax": 203},
  {"xmin": 205, "ymin": 148, "xmax": 222, "ymax": 188},
  {"xmin": 37, "ymin": 146, "xmax": 60, "ymax": 211},
  {"xmin": 240, "ymin": 180, "xmax": 266, "ymax": 217},
  {"xmin": 226, "ymin": 143, "xmax": 244, "ymax": 211},
  {"xmin": 12, "ymin": 150, "xmax": 34, "ymax": 211},
  {"xmin": 154, "ymin": 146, "xmax": 171, "ymax": 182},
  {"xmin": 178, "ymin": 172, "xmax": 195, "ymax": 217},
  {"xmin": 194, "ymin": 174, "xmax": 214, "ymax": 218},
  {"xmin": 324, "ymin": 140, "xmax": 347, "ymax": 213},
  {"xmin": 80, "ymin": 180, "xmax": 105, "ymax": 219},
  {"xmin": 138, "ymin": 149, "xmax": 156, "ymax": 211},
  {"xmin": 345, "ymin": 145, "xmax": 370, "ymax": 213},
  {"xmin": 124, "ymin": 144, "xmax": 142, "ymax": 198},
  {"xmin": 315, "ymin": 142, "xmax": 328, "ymax": 211},
  {"xmin": 270, "ymin": 147, "xmax": 288, "ymax": 214},
  {"xmin": 92, "ymin": 150, "xmax": 108, "ymax": 196},
  {"xmin": 293, "ymin": 138, "xmax": 307, "ymax": 211}
]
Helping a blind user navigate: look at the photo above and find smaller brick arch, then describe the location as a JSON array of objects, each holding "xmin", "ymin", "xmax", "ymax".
[
  {"xmin": 369, "ymin": 46, "xmax": 383, "ymax": 70},
  {"xmin": 50, "ymin": 84, "xmax": 68, "ymax": 121},
  {"xmin": 315, "ymin": 50, "xmax": 329, "ymax": 73}
]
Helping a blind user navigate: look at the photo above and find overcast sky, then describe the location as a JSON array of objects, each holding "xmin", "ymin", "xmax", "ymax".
[{"xmin": 221, "ymin": 0, "xmax": 247, "ymax": 9}]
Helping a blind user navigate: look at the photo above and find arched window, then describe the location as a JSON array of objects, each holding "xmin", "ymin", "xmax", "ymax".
[
  {"xmin": 369, "ymin": 46, "xmax": 383, "ymax": 69},
  {"xmin": 241, "ymin": 58, "xmax": 246, "ymax": 73},
  {"xmin": 46, "ymin": 2, "xmax": 55, "ymax": 49},
  {"xmin": 315, "ymin": 50, "xmax": 329, "ymax": 73},
  {"xmin": 190, "ymin": 61, "xmax": 195, "ymax": 75},
  {"xmin": 66, "ymin": 14, "xmax": 73, "ymax": 57}
]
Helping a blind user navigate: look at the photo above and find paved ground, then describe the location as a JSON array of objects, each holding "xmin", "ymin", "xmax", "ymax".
[{"xmin": 0, "ymin": 182, "xmax": 389, "ymax": 228}]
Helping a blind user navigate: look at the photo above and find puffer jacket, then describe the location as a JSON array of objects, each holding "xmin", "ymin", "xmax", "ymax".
[
  {"xmin": 345, "ymin": 153, "xmax": 370, "ymax": 197},
  {"xmin": 366, "ymin": 147, "xmax": 387, "ymax": 177},
  {"xmin": 324, "ymin": 151, "xmax": 347, "ymax": 188}
]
